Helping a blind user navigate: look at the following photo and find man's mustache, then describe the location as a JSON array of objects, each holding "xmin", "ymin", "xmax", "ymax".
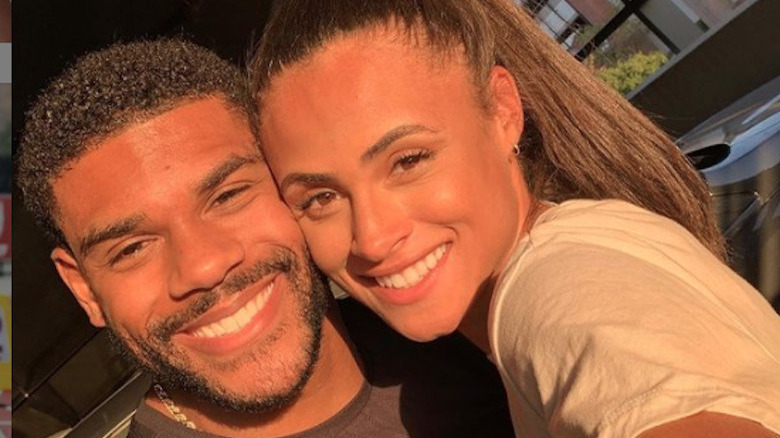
[{"xmin": 150, "ymin": 249, "xmax": 296, "ymax": 342}]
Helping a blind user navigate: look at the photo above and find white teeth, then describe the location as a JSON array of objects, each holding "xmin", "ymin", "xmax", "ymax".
[
  {"xmin": 211, "ymin": 323, "xmax": 226, "ymax": 337},
  {"xmin": 402, "ymin": 267, "xmax": 421, "ymax": 285},
  {"xmin": 201, "ymin": 326, "xmax": 216, "ymax": 338},
  {"xmin": 192, "ymin": 283, "xmax": 274, "ymax": 338},
  {"xmin": 246, "ymin": 298, "xmax": 258, "ymax": 315},
  {"xmin": 222, "ymin": 317, "xmax": 240, "ymax": 334},
  {"xmin": 414, "ymin": 260, "xmax": 428, "ymax": 276},
  {"xmin": 424, "ymin": 253, "xmax": 438, "ymax": 269},
  {"xmin": 234, "ymin": 307, "xmax": 252, "ymax": 328},
  {"xmin": 375, "ymin": 244, "xmax": 447, "ymax": 289}
]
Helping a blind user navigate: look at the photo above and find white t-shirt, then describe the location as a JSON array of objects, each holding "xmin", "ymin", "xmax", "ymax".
[{"xmin": 489, "ymin": 199, "xmax": 780, "ymax": 437}]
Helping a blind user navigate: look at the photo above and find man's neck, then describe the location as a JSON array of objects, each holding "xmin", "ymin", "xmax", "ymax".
[{"xmin": 144, "ymin": 309, "xmax": 365, "ymax": 437}]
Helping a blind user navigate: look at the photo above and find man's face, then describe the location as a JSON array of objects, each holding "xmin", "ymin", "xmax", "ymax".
[{"xmin": 50, "ymin": 97, "xmax": 328, "ymax": 412}]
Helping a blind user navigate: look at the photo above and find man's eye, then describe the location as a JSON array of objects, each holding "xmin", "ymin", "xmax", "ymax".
[
  {"xmin": 392, "ymin": 150, "xmax": 432, "ymax": 172},
  {"xmin": 109, "ymin": 241, "xmax": 147, "ymax": 266},
  {"xmin": 212, "ymin": 185, "xmax": 250, "ymax": 207}
]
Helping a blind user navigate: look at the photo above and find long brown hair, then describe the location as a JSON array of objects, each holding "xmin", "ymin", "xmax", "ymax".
[{"xmin": 250, "ymin": 0, "xmax": 726, "ymax": 260}]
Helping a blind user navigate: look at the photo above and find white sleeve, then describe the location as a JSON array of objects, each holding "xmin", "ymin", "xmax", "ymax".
[{"xmin": 491, "ymin": 242, "xmax": 780, "ymax": 438}]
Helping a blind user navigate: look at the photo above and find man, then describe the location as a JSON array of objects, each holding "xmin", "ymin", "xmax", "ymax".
[{"xmin": 17, "ymin": 39, "xmax": 514, "ymax": 437}]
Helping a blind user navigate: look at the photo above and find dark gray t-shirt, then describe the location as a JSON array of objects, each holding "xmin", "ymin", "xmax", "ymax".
[
  {"xmin": 127, "ymin": 299, "xmax": 514, "ymax": 437},
  {"xmin": 129, "ymin": 381, "xmax": 410, "ymax": 438}
]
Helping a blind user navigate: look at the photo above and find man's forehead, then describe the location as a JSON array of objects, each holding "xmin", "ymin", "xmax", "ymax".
[
  {"xmin": 59, "ymin": 98, "xmax": 256, "ymax": 169},
  {"xmin": 51, "ymin": 98, "xmax": 264, "ymax": 254}
]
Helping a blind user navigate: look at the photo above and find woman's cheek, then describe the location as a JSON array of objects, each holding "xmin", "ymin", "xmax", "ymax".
[{"xmin": 301, "ymin": 219, "xmax": 352, "ymax": 275}]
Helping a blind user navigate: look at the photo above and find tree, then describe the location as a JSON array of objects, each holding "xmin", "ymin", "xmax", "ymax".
[{"xmin": 595, "ymin": 51, "xmax": 668, "ymax": 94}]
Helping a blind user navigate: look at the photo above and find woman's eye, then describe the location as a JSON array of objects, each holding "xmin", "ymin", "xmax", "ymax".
[
  {"xmin": 300, "ymin": 191, "xmax": 338, "ymax": 211},
  {"xmin": 393, "ymin": 150, "xmax": 432, "ymax": 172}
]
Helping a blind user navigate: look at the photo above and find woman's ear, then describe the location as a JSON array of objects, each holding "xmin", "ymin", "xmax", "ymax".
[
  {"xmin": 51, "ymin": 247, "xmax": 107, "ymax": 327},
  {"xmin": 487, "ymin": 65, "xmax": 524, "ymax": 147}
]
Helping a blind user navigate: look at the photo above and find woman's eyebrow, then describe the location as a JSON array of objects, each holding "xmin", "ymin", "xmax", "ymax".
[
  {"xmin": 279, "ymin": 173, "xmax": 336, "ymax": 193},
  {"xmin": 279, "ymin": 125, "xmax": 436, "ymax": 193},
  {"xmin": 360, "ymin": 124, "xmax": 435, "ymax": 163}
]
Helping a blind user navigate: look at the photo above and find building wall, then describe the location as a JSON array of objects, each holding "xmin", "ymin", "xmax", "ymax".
[
  {"xmin": 568, "ymin": 0, "xmax": 615, "ymax": 25},
  {"xmin": 629, "ymin": 0, "xmax": 780, "ymax": 136}
]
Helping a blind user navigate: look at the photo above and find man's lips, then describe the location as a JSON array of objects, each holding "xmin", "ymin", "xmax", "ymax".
[
  {"xmin": 178, "ymin": 276, "xmax": 277, "ymax": 339},
  {"xmin": 190, "ymin": 282, "xmax": 275, "ymax": 338}
]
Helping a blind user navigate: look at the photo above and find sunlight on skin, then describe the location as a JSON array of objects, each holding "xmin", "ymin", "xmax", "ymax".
[{"xmin": 639, "ymin": 411, "xmax": 777, "ymax": 438}]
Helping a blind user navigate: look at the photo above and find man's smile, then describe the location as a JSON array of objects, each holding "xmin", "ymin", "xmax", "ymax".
[{"xmin": 190, "ymin": 281, "xmax": 275, "ymax": 338}]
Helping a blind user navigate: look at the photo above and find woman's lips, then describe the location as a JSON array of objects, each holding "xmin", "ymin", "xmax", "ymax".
[{"xmin": 373, "ymin": 244, "xmax": 448, "ymax": 289}]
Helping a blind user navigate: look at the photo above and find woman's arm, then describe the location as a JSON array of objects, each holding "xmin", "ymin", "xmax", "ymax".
[{"xmin": 639, "ymin": 411, "xmax": 777, "ymax": 438}]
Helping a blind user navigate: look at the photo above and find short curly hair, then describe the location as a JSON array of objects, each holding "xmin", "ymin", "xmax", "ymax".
[{"xmin": 18, "ymin": 38, "xmax": 257, "ymax": 250}]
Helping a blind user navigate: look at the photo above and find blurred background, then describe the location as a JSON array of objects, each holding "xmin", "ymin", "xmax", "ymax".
[
  {"xmin": 1, "ymin": 80, "xmax": 11, "ymax": 438},
  {"xmin": 2, "ymin": 0, "xmax": 13, "ymax": 425}
]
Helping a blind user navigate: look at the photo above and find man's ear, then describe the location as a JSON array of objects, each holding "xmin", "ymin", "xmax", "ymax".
[
  {"xmin": 51, "ymin": 247, "xmax": 107, "ymax": 327},
  {"xmin": 487, "ymin": 65, "xmax": 524, "ymax": 147}
]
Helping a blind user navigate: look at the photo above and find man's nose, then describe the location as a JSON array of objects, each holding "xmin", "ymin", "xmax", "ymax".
[
  {"xmin": 349, "ymin": 194, "xmax": 412, "ymax": 263},
  {"xmin": 168, "ymin": 220, "xmax": 244, "ymax": 299}
]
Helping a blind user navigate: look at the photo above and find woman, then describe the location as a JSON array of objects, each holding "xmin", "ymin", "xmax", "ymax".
[{"xmin": 250, "ymin": 0, "xmax": 780, "ymax": 436}]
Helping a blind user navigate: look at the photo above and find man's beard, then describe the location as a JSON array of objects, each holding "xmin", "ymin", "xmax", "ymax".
[{"xmin": 106, "ymin": 248, "xmax": 330, "ymax": 414}]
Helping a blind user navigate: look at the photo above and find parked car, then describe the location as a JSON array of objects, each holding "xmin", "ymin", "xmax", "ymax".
[{"xmin": 677, "ymin": 75, "xmax": 780, "ymax": 312}]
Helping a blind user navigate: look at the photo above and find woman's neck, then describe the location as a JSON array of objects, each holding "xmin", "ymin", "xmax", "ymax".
[
  {"xmin": 458, "ymin": 283, "xmax": 495, "ymax": 353},
  {"xmin": 458, "ymin": 197, "xmax": 551, "ymax": 354}
]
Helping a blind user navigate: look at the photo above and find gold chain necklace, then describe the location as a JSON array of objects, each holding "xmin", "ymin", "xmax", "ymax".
[{"xmin": 153, "ymin": 383, "xmax": 197, "ymax": 430}]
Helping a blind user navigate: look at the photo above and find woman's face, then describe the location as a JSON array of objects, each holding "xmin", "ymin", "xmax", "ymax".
[{"xmin": 260, "ymin": 29, "xmax": 532, "ymax": 341}]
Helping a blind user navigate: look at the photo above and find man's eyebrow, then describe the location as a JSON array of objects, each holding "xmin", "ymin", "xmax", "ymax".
[
  {"xmin": 360, "ymin": 124, "xmax": 435, "ymax": 163},
  {"xmin": 197, "ymin": 153, "xmax": 262, "ymax": 196},
  {"xmin": 79, "ymin": 214, "xmax": 145, "ymax": 258}
]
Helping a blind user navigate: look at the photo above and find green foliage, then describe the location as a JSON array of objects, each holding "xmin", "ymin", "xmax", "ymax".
[{"xmin": 595, "ymin": 51, "xmax": 668, "ymax": 95}]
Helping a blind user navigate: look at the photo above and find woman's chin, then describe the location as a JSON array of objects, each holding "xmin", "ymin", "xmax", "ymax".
[{"xmin": 388, "ymin": 314, "xmax": 462, "ymax": 343}]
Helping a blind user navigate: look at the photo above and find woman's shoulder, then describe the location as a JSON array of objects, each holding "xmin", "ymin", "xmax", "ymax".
[
  {"xmin": 493, "ymin": 198, "xmax": 745, "ymax": 334},
  {"xmin": 533, "ymin": 199, "xmax": 683, "ymax": 235},
  {"xmin": 520, "ymin": 198, "xmax": 711, "ymax": 266}
]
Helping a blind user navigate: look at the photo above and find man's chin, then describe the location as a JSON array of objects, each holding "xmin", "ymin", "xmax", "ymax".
[
  {"xmin": 102, "ymin": 248, "xmax": 331, "ymax": 415},
  {"xmin": 105, "ymin": 325, "xmax": 322, "ymax": 414}
]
